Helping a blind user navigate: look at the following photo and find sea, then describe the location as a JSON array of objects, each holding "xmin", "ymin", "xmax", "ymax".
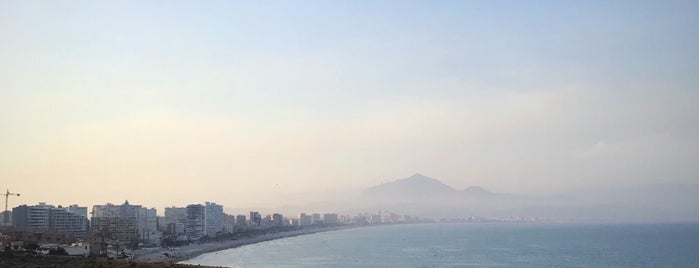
[{"xmin": 181, "ymin": 223, "xmax": 699, "ymax": 267}]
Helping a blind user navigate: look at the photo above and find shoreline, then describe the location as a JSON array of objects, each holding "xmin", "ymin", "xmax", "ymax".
[{"xmin": 133, "ymin": 225, "xmax": 353, "ymax": 263}]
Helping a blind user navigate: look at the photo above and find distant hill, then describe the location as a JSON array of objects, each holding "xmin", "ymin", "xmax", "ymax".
[
  {"xmin": 362, "ymin": 173, "xmax": 497, "ymax": 201},
  {"xmin": 356, "ymin": 173, "xmax": 699, "ymax": 222},
  {"xmin": 253, "ymin": 173, "xmax": 699, "ymax": 222},
  {"xmin": 461, "ymin": 186, "xmax": 492, "ymax": 195},
  {"xmin": 362, "ymin": 173, "xmax": 459, "ymax": 199}
]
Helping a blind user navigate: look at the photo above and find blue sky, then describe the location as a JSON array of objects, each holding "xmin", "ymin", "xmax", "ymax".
[{"xmin": 1, "ymin": 1, "xmax": 697, "ymax": 209}]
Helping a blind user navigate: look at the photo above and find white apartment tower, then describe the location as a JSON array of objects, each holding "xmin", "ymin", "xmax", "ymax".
[{"xmin": 204, "ymin": 202, "xmax": 223, "ymax": 237}]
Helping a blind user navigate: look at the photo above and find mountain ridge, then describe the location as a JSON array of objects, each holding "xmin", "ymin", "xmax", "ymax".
[
  {"xmin": 356, "ymin": 173, "xmax": 699, "ymax": 221},
  {"xmin": 362, "ymin": 173, "xmax": 492, "ymax": 199}
]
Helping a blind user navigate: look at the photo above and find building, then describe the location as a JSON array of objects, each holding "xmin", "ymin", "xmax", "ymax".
[
  {"xmin": 204, "ymin": 202, "xmax": 223, "ymax": 237},
  {"xmin": 12, "ymin": 203, "xmax": 51, "ymax": 230},
  {"xmin": 3, "ymin": 228, "xmax": 76, "ymax": 246},
  {"xmin": 0, "ymin": 232, "xmax": 10, "ymax": 249},
  {"xmin": 0, "ymin": 211, "xmax": 12, "ymax": 227},
  {"xmin": 223, "ymin": 214, "xmax": 236, "ymax": 233},
  {"xmin": 299, "ymin": 213, "xmax": 312, "ymax": 226},
  {"xmin": 236, "ymin": 215, "xmax": 247, "ymax": 226},
  {"xmin": 12, "ymin": 203, "xmax": 88, "ymax": 238},
  {"xmin": 164, "ymin": 207, "xmax": 187, "ymax": 225},
  {"xmin": 271, "ymin": 213, "xmax": 284, "ymax": 227},
  {"xmin": 185, "ymin": 204, "xmax": 205, "ymax": 240},
  {"xmin": 249, "ymin": 211, "xmax": 261, "ymax": 227},
  {"xmin": 91, "ymin": 201, "xmax": 160, "ymax": 246},
  {"xmin": 91, "ymin": 217, "xmax": 136, "ymax": 246},
  {"xmin": 156, "ymin": 216, "xmax": 166, "ymax": 231},
  {"xmin": 370, "ymin": 214, "xmax": 381, "ymax": 224},
  {"xmin": 164, "ymin": 207, "xmax": 187, "ymax": 234},
  {"xmin": 288, "ymin": 218, "xmax": 299, "ymax": 226},
  {"xmin": 85, "ymin": 232, "xmax": 106, "ymax": 256},
  {"xmin": 136, "ymin": 207, "xmax": 160, "ymax": 245},
  {"xmin": 339, "ymin": 214, "xmax": 350, "ymax": 224},
  {"xmin": 323, "ymin": 213, "xmax": 339, "ymax": 225},
  {"xmin": 312, "ymin": 213, "xmax": 322, "ymax": 224},
  {"xmin": 68, "ymin": 205, "xmax": 88, "ymax": 219},
  {"xmin": 49, "ymin": 206, "xmax": 88, "ymax": 238}
]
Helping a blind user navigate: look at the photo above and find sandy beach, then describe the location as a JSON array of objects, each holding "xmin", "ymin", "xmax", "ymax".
[{"xmin": 133, "ymin": 226, "xmax": 350, "ymax": 263}]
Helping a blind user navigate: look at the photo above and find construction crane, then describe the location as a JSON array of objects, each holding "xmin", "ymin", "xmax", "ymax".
[{"xmin": 4, "ymin": 189, "xmax": 20, "ymax": 226}]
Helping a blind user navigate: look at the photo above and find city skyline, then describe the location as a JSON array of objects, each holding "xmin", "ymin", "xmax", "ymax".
[
  {"xmin": 4, "ymin": 171, "xmax": 698, "ymax": 221},
  {"xmin": 2, "ymin": 1, "xmax": 698, "ymax": 211}
]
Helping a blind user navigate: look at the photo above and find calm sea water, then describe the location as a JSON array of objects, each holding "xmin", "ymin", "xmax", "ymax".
[{"xmin": 182, "ymin": 223, "xmax": 699, "ymax": 267}]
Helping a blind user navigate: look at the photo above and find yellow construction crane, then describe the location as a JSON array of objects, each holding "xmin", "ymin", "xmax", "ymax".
[{"xmin": 4, "ymin": 189, "xmax": 20, "ymax": 226}]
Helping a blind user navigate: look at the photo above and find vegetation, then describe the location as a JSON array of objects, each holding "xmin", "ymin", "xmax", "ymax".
[{"xmin": 0, "ymin": 254, "xmax": 219, "ymax": 268}]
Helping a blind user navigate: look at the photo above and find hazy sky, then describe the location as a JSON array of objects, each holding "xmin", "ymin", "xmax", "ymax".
[{"xmin": 1, "ymin": 1, "xmax": 698, "ymax": 212}]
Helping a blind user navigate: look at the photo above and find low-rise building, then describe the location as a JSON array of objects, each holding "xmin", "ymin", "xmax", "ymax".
[
  {"xmin": 85, "ymin": 232, "xmax": 106, "ymax": 256},
  {"xmin": 2, "ymin": 228, "xmax": 76, "ymax": 246}
]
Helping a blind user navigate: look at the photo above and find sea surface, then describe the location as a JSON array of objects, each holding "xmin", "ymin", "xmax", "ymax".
[{"xmin": 181, "ymin": 223, "xmax": 699, "ymax": 267}]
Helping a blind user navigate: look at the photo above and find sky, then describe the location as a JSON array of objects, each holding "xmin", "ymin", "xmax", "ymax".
[{"xmin": 1, "ymin": 0, "xmax": 698, "ymax": 213}]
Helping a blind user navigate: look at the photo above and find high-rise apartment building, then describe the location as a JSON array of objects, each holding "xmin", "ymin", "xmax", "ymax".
[
  {"xmin": 299, "ymin": 213, "xmax": 312, "ymax": 226},
  {"xmin": 272, "ymin": 213, "xmax": 284, "ymax": 226},
  {"xmin": 164, "ymin": 207, "xmax": 187, "ymax": 225},
  {"xmin": 236, "ymin": 215, "xmax": 247, "ymax": 226},
  {"xmin": 164, "ymin": 207, "xmax": 187, "ymax": 235},
  {"xmin": 312, "ymin": 213, "xmax": 322, "ymax": 224},
  {"xmin": 185, "ymin": 204, "xmax": 205, "ymax": 240},
  {"xmin": 91, "ymin": 201, "xmax": 160, "ymax": 246},
  {"xmin": 204, "ymin": 202, "xmax": 223, "ymax": 237},
  {"xmin": 12, "ymin": 203, "xmax": 88, "ymax": 238},
  {"xmin": 50, "ymin": 206, "xmax": 89, "ymax": 238},
  {"xmin": 137, "ymin": 207, "xmax": 160, "ymax": 245},
  {"xmin": 249, "ymin": 211, "xmax": 261, "ymax": 227},
  {"xmin": 12, "ymin": 203, "xmax": 51, "ymax": 230},
  {"xmin": 323, "ymin": 213, "xmax": 339, "ymax": 224}
]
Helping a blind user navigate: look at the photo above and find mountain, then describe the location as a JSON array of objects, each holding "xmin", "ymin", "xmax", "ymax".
[
  {"xmin": 358, "ymin": 174, "xmax": 511, "ymax": 217},
  {"xmin": 362, "ymin": 173, "xmax": 497, "ymax": 201},
  {"xmin": 357, "ymin": 174, "xmax": 699, "ymax": 222},
  {"xmin": 461, "ymin": 186, "xmax": 492, "ymax": 196},
  {"xmin": 362, "ymin": 173, "xmax": 458, "ymax": 199},
  {"xmin": 248, "ymin": 173, "xmax": 699, "ymax": 222}
]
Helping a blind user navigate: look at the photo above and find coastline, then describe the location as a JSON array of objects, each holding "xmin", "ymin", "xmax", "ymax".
[{"xmin": 133, "ymin": 225, "xmax": 352, "ymax": 263}]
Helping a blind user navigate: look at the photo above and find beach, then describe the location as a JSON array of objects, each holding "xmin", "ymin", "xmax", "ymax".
[{"xmin": 133, "ymin": 226, "xmax": 350, "ymax": 263}]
